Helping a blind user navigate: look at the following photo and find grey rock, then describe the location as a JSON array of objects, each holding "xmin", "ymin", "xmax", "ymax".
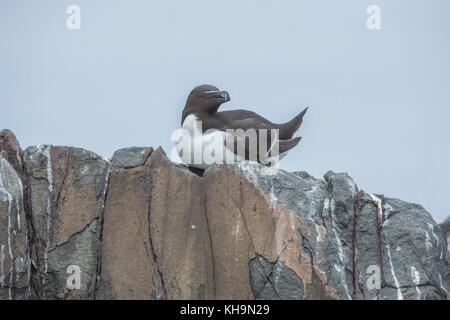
[
  {"xmin": 440, "ymin": 217, "xmax": 450, "ymax": 233},
  {"xmin": 353, "ymin": 193, "xmax": 381, "ymax": 300},
  {"xmin": 380, "ymin": 198, "xmax": 449, "ymax": 300},
  {"xmin": 47, "ymin": 219, "xmax": 100, "ymax": 299},
  {"xmin": 440, "ymin": 217, "xmax": 450, "ymax": 255},
  {"xmin": 238, "ymin": 163, "xmax": 448, "ymax": 300},
  {"xmin": 111, "ymin": 147, "xmax": 152, "ymax": 169},
  {"xmin": 249, "ymin": 255, "xmax": 273, "ymax": 295},
  {"xmin": 23, "ymin": 145, "xmax": 108, "ymax": 299},
  {"xmin": 250, "ymin": 255, "xmax": 304, "ymax": 300},
  {"xmin": 0, "ymin": 155, "xmax": 29, "ymax": 300}
]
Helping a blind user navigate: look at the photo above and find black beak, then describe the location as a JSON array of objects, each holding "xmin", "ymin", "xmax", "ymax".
[{"xmin": 221, "ymin": 91, "xmax": 230, "ymax": 102}]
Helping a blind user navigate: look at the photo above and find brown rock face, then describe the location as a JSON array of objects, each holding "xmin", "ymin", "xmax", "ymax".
[
  {"xmin": 96, "ymin": 147, "xmax": 157, "ymax": 299},
  {"xmin": 0, "ymin": 130, "xmax": 23, "ymax": 174},
  {"xmin": 97, "ymin": 147, "xmax": 214, "ymax": 299},
  {"xmin": 0, "ymin": 131, "xmax": 449, "ymax": 300},
  {"xmin": 95, "ymin": 149, "xmax": 340, "ymax": 300},
  {"xmin": 202, "ymin": 165, "xmax": 339, "ymax": 299}
]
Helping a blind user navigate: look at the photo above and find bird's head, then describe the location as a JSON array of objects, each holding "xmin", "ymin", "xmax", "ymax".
[{"xmin": 182, "ymin": 85, "xmax": 230, "ymax": 123}]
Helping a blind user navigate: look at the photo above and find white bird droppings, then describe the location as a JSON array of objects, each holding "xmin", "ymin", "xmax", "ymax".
[{"xmin": 386, "ymin": 244, "xmax": 403, "ymax": 300}]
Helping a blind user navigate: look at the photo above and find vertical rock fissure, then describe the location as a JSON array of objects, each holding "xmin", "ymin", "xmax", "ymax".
[
  {"xmin": 147, "ymin": 205, "xmax": 167, "ymax": 299},
  {"xmin": 375, "ymin": 196, "xmax": 386, "ymax": 298},
  {"xmin": 160, "ymin": 169, "xmax": 172, "ymax": 266},
  {"xmin": 252, "ymin": 255, "xmax": 282, "ymax": 299},
  {"xmin": 20, "ymin": 152, "xmax": 41, "ymax": 299},
  {"xmin": 53, "ymin": 148, "xmax": 72, "ymax": 212},
  {"xmin": 324, "ymin": 181, "xmax": 352, "ymax": 300},
  {"xmin": 41, "ymin": 145, "xmax": 53, "ymax": 296},
  {"xmin": 351, "ymin": 190, "xmax": 365, "ymax": 299},
  {"xmin": 93, "ymin": 163, "xmax": 111, "ymax": 299},
  {"xmin": 202, "ymin": 190, "xmax": 216, "ymax": 298},
  {"xmin": 146, "ymin": 159, "xmax": 167, "ymax": 300},
  {"xmin": 184, "ymin": 180, "xmax": 195, "ymax": 246},
  {"xmin": 300, "ymin": 231, "xmax": 315, "ymax": 300}
]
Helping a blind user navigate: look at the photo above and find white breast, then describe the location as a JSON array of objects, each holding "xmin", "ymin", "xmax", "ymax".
[
  {"xmin": 181, "ymin": 114, "xmax": 202, "ymax": 135},
  {"xmin": 176, "ymin": 115, "xmax": 242, "ymax": 169}
]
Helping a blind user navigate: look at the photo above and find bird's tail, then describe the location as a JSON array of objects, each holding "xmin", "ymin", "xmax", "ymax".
[
  {"xmin": 278, "ymin": 107, "xmax": 308, "ymax": 140},
  {"xmin": 268, "ymin": 136, "xmax": 302, "ymax": 157}
]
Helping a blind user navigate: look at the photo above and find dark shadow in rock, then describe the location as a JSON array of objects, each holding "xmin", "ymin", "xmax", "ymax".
[
  {"xmin": 188, "ymin": 166, "xmax": 205, "ymax": 177},
  {"xmin": 249, "ymin": 254, "xmax": 304, "ymax": 300}
]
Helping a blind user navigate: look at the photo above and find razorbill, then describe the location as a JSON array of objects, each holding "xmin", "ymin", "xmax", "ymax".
[{"xmin": 175, "ymin": 84, "xmax": 307, "ymax": 169}]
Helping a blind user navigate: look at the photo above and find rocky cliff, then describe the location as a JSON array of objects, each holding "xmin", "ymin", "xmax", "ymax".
[{"xmin": 0, "ymin": 129, "xmax": 449, "ymax": 300}]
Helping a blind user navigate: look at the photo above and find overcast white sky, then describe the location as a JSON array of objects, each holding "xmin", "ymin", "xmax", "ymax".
[{"xmin": 1, "ymin": 0, "xmax": 449, "ymax": 222}]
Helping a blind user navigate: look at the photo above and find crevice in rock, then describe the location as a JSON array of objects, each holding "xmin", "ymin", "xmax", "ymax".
[
  {"xmin": 300, "ymin": 231, "xmax": 314, "ymax": 267},
  {"xmin": 351, "ymin": 189, "xmax": 364, "ymax": 299},
  {"xmin": 250, "ymin": 255, "xmax": 279, "ymax": 299},
  {"xmin": 93, "ymin": 163, "xmax": 111, "ymax": 299},
  {"xmin": 183, "ymin": 180, "xmax": 195, "ymax": 245},
  {"xmin": 318, "ymin": 198, "xmax": 327, "ymax": 230},
  {"xmin": 323, "ymin": 176, "xmax": 352, "ymax": 300},
  {"xmin": 159, "ymin": 166, "xmax": 171, "ymax": 265},
  {"xmin": 141, "ymin": 148, "xmax": 153, "ymax": 167},
  {"xmin": 145, "ymin": 157, "xmax": 167, "ymax": 300},
  {"xmin": 48, "ymin": 217, "xmax": 100, "ymax": 254},
  {"xmin": 385, "ymin": 283, "xmax": 433, "ymax": 289},
  {"xmin": 41, "ymin": 145, "xmax": 53, "ymax": 298},
  {"xmin": 202, "ymin": 190, "xmax": 216, "ymax": 298},
  {"xmin": 383, "ymin": 210, "xmax": 401, "ymax": 222},
  {"xmin": 375, "ymin": 196, "xmax": 386, "ymax": 297},
  {"xmin": 147, "ymin": 207, "xmax": 167, "ymax": 299},
  {"xmin": 300, "ymin": 231, "xmax": 329, "ymax": 300},
  {"xmin": 53, "ymin": 148, "xmax": 72, "ymax": 212},
  {"xmin": 188, "ymin": 166, "xmax": 204, "ymax": 177},
  {"xmin": 20, "ymin": 148, "xmax": 42, "ymax": 299}
]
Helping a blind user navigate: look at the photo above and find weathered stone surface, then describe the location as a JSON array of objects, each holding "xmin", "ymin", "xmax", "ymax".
[
  {"xmin": 47, "ymin": 219, "xmax": 99, "ymax": 299},
  {"xmin": 0, "ymin": 130, "xmax": 23, "ymax": 174},
  {"xmin": 0, "ymin": 155, "xmax": 29, "ymax": 300},
  {"xmin": 0, "ymin": 130, "xmax": 448, "ymax": 300},
  {"xmin": 441, "ymin": 217, "xmax": 450, "ymax": 256},
  {"xmin": 250, "ymin": 255, "xmax": 304, "ymax": 300},
  {"xmin": 235, "ymin": 165, "xmax": 346, "ymax": 299},
  {"xmin": 441, "ymin": 217, "xmax": 450, "ymax": 237},
  {"xmin": 111, "ymin": 147, "xmax": 152, "ymax": 169},
  {"xmin": 97, "ymin": 147, "xmax": 215, "ymax": 299},
  {"xmin": 146, "ymin": 149, "xmax": 215, "ymax": 299},
  {"xmin": 353, "ymin": 193, "xmax": 381, "ymax": 300},
  {"xmin": 0, "ymin": 131, "xmax": 30, "ymax": 300},
  {"xmin": 379, "ymin": 198, "xmax": 449, "ymax": 300},
  {"xmin": 96, "ymin": 146, "xmax": 157, "ymax": 299},
  {"xmin": 23, "ymin": 145, "xmax": 108, "ymax": 299}
]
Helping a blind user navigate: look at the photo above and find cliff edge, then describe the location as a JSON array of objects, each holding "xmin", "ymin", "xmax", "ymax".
[{"xmin": 0, "ymin": 129, "xmax": 448, "ymax": 300}]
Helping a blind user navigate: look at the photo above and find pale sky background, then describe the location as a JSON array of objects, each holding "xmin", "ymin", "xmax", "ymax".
[{"xmin": 1, "ymin": 1, "xmax": 449, "ymax": 222}]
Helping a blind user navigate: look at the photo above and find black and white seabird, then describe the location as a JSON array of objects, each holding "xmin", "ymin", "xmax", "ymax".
[{"xmin": 176, "ymin": 84, "xmax": 308, "ymax": 169}]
